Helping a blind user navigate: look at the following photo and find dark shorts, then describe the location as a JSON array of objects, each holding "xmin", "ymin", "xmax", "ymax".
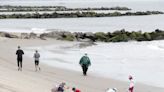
[
  {"xmin": 17, "ymin": 58, "xmax": 22, "ymax": 62},
  {"xmin": 35, "ymin": 60, "xmax": 39, "ymax": 65},
  {"xmin": 129, "ymin": 87, "xmax": 134, "ymax": 92}
]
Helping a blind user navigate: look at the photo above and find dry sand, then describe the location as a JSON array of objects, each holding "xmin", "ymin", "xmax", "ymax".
[{"xmin": 0, "ymin": 37, "xmax": 163, "ymax": 92}]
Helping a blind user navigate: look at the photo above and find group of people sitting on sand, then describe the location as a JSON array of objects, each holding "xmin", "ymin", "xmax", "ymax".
[
  {"xmin": 51, "ymin": 82, "xmax": 81, "ymax": 92},
  {"xmin": 51, "ymin": 75, "xmax": 134, "ymax": 92},
  {"xmin": 16, "ymin": 46, "xmax": 134, "ymax": 92}
]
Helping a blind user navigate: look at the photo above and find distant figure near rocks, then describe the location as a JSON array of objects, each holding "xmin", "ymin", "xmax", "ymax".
[
  {"xmin": 128, "ymin": 75, "xmax": 134, "ymax": 92},
  {"xmin": 33, "ymin": 50, "xmax": 41, "ymax": 71},
  {"xmin": 79, "ymin": 53, "xmax": 91, "ymax": 76},
  {"xmin": 16, "ymin": 46, "xmax": 24, "ymax": 71}
]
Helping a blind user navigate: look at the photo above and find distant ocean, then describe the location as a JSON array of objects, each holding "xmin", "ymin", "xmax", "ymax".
[
  {"xmin": 0, "ymin": 15, "xmax": 164, "ymax": 33},
  {"xmin": 0, "ymin": 0, "xmax": 164, "ymax": 33}
]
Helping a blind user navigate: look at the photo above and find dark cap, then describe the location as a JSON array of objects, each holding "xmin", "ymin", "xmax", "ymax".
[{"xmin": 72, "ymin": 87, "xmax": 76, "ymax": 91}]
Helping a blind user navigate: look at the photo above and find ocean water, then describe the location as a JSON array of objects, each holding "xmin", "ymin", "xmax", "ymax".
[
  {"xmin": 0, "ymin": 0, "xmax": 164, "ymax": 33},
  {"xmin": 24, "ymin": 40, "xmax": 164, "ymax": 88},
  {"xmin": 0, "ymin": 14, "xmax": 164, "ymax": 33}
]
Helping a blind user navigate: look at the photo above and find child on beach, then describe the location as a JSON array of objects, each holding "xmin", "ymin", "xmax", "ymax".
[{"xmin": 128, "ymin": 75, "xmax": 134, "ymax": 92}]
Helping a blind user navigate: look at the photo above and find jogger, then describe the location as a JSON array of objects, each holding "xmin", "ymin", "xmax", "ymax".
[
  {"xmin": 16, "ymin": 46, "xmax": 24, "ymax": 71},
  {"xmin": 34, "ymin": 50, "xmax": 40, "ymax": 71},
  {"xmin": 17, "ymin": 58, "xmax": 22, "ymax": 68}
]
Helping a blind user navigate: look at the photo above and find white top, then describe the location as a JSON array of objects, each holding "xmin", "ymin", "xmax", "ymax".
[
  {"xmin": 34, "ymin": 52, "xmax": 40, "ymax": 61},
  {"xmin": 129, "ymin": 80, "xmax": 134, "ymax": 88}
]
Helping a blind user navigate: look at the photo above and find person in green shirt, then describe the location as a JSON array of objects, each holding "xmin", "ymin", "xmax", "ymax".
[{"xmin": 79, "ymin": 53, "xmax": 91, "ymax": 76}]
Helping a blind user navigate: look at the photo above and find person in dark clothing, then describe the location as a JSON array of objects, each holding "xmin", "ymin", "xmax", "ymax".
[
  {"xmin": 79, "ymin": 53, "xmax": 91, "ymax": 76},
  {"xmin": 51, "ymin": 82, "xmax": 67, "ymax": 92},
  {"xmin": 16, "ymin": 46, "xmax": 24, "ymax": 71}
]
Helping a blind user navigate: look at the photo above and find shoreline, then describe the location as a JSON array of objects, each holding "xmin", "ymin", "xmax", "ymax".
[{"xmin": 24, "ymin": 39, "xmax": 164, "ymax": 89}]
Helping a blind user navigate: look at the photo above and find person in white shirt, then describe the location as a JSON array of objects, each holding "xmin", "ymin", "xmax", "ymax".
[
  {"xmin": 33, "ymin": 50, "xmax": 41, "ymax": 71},
  {"xmin": 128, "ymin": 75, "xmax": 134, "ymax": 92}
]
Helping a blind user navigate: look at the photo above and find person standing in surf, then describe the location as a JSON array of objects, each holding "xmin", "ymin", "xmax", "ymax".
[
  {"xmin": 16, "ymin": 46, "xmax": 24, "ymax": 71},
  {"xmin": 79, "ymin": 53, "xmax": 91, "ymax": 76},
  {"xmin": 33, "ymin": 50, "xmax": 41, "ymax": 71}
]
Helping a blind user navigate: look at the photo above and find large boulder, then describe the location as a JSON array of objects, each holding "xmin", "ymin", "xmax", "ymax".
[
  {"xmin": 39, "ymin": 33, "xmax": 47, "ymax": 40},
  {"xmin": 63, "ymin": 31, "xmax": 72, "ymax": 37},
  {"xmin": 41, "ymin": 31, "xmax": 75, "ymax": 41},
  {"xmin": 0, "ymin": 32, "xmax": 18, "ymax": 38},
  {"xmin": 62, "ymin": 31, "xmax": 75, "ymax": 41},
  {"xmin": 21, "ymin": 33, "xmax": 29, "ymax": 39},
  {"xmin": 44, "ymin": 31, "xmax": 63, "ymax": 39},
  {"xmin": 84, "ymin": 32, "xmax": 96, "ymax": 41},
  {"xmin": 73, "ymin": 32, "xmax": 85, "ymax": 41},
  {"xmin": 29, "ymin": 32, "xmax": 37, "ymax": 39},
  {"xmin": 85, "ymin": 32, "xmax": 94, "ymax": 37},
  {"xmin": 0, "ymin": 32, "xmax": 6, "ymax": 37},
  {"xmin": 155, "ymin": 29, "xmax": 163, "ymax": 33}
]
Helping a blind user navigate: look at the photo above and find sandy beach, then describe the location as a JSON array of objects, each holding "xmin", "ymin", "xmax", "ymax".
[{"xmin": 0, "ymin": 37, "xmax": 163, "ymax": 92}]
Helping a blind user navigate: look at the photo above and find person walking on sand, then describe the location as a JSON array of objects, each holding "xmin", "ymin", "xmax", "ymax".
[
  {"xmin": 16, "ymin": 46, "xmax": 24, "ymax": 71},
  {"xmin": 34, "ymin": 50, "xmax": 41, "ymax": 71},
  {"xmin": 79, "ymin": 53, "xmax": 91, "ymax": 76},
  {"xmin": 128, "ymin": 75, "xmax": 134, "ymax": 92}
]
